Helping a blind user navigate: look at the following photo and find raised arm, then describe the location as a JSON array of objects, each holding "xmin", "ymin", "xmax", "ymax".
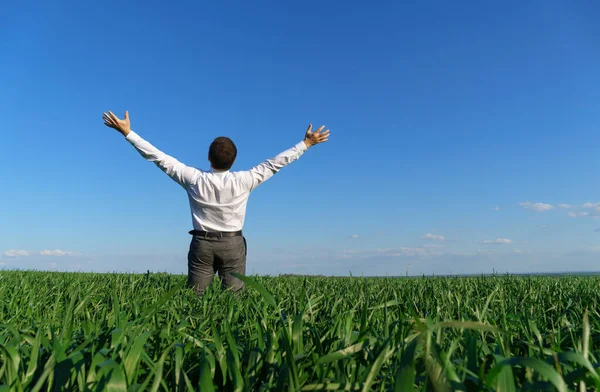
[
  {"xmin": 103, "ymin": 111, "xmax": 199, "ymax": 188},
  {"xmin": 243, "ymin": 124, "xmax": 330, "ymax": 191}
]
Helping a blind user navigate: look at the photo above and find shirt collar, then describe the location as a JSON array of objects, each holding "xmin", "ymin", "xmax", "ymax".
[{"xmin": 209, "ymin": 168, "xmax": 230, "ymax": 174}]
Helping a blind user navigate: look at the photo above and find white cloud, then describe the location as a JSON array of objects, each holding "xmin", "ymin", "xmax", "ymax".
[
  {"xmin": 519, "ymin": 202, "xmax": 554, "ymax": 212},
  {"xmin": 494, "ymin": 207, "xmax": 501, "ymax": 211},
  {"xmin": 40, "ymin": 249, "xmax": 82, "ymax": 257},
  {"xmin": 337, "ymin": 246, "xmax": 442, "ymax": 260},
  {"xmin": 513, "ymin": 249, "xmax": 523, "ymax": 253},
  {"xmin": 3, "ymin": 250, "xmax": 31, "ymax": 257},
  {"xmin": 518, "ymin": 201, "xmax": 600, "ymax": 218},
  {"xmin": 423, "ymin": 244, "xmax": 442, "ymax": 249},
  {"xmin": 2, "ymin": 249, "xmax": 81, "ymax": 257},
  {"xmin": 422, "ymin": 233, "xmax": 445, "ymax": 241},
  {"xmin": 377, "ymin": 248, "xmax": 426, "ymax": 257},
  {"xmin": 480, "ymin": 238, "xmax": 512, "ymax": 244},
  {"xmin": 349, "ymin": 234, "xmax": 360, "ymax": 239},
  {"xmin": 568, "ymin": 212, "xmax": 589, "ymax": 218}
]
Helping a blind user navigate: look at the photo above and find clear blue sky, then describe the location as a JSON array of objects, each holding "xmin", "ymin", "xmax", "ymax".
[{"xmin": 2, "ymin": 1, "xmax": 600, "ymax": 275}]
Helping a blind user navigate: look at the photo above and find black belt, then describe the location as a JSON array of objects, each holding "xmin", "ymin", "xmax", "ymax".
[{"xmin": 189, "ymin": 230, "xmax": 242, "ymax": 238}]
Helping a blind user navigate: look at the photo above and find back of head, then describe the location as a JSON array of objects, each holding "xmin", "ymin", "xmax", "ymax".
[{"xmin": 209, "ymin": 137, "xmax": 237, "ymax": 170}]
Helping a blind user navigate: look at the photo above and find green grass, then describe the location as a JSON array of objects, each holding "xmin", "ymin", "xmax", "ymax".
[{"xmin": 1, "ymin": 270, "xmax": 600, "ymax": 391}]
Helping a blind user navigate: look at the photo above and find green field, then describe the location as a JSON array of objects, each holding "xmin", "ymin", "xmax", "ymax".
[{"xmin": 1, "ymin": 271, "xmax": 599, "ymax": 391}]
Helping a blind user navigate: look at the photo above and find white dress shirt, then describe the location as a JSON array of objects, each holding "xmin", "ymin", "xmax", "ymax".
[{"xmin": 125, "ymin": 131, "xmax": 308, "ymax": 232}]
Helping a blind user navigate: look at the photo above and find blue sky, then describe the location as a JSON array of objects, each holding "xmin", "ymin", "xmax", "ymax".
[{"xmin": 2, "ymin": 1, "xmax": 600, "ymax": 276}]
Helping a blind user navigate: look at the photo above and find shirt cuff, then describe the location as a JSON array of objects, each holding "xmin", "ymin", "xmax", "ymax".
[
  {"xmin": 296, "ymin": 140, "xmax": 308, "ymax": 153},
  {"xmin": 125, "ymin": 130, "xmax": 141, "ymax": 144}
]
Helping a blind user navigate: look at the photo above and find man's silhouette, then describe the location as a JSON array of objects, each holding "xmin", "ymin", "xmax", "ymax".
[{"xmin": 103, "ymin": 111, "xmax": 330, "ymax": 294}]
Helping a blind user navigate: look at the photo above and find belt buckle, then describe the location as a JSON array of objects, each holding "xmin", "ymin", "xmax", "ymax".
[{"xmin": 207, "ymin": 231, "xmax": 222, "ymax": 239}]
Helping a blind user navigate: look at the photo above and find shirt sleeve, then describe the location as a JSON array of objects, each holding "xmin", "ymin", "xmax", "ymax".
[
  {"xmin": 125, "ymin": 131, "xmax": 199, "ymax": 188},
  {"xmin": 241, "ymin": 140, "xmax": 308, "ymax": 191}
]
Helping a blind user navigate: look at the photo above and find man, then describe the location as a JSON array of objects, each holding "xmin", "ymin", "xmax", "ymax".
[{"xmin": 103, "ymin": 111, "xmax": 330, "ymax": 294}]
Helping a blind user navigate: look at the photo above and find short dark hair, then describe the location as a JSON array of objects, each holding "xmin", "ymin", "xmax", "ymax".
[{"xmin": 209, "ymin": 137, "xmax": 237, "ymax": 170}]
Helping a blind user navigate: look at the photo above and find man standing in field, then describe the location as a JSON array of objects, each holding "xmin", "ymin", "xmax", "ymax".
[{"xmin": 103, "ymin": 111, "xmax": 330, "ymax": 294}]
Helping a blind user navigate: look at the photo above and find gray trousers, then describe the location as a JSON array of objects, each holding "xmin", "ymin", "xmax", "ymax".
[{"xmin": 187, "ymin": 234, "xmax": 247, "ymax": 295}]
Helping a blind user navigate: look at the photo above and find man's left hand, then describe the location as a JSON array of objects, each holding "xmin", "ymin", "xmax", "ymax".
[
  {"xmin": 303, "ymin": 124, "xmax": 330, "ymax": 148},
  {"xmin": 103, "ymin": 111, "xmax": 131, "ymax": 137}
]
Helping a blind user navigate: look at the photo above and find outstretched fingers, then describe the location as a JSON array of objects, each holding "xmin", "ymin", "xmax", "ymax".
[
  {"xmin": 108, "ymin": 111, "xmax": 120, "ymax": 122},
  {"xmin": 103, "ymin": 110, "xmax": 130, "ymax": 131},
  {"xmin": 316, "ymin": 128, "xmax": 330, "ymax": 143},
  {"xmin": 102, "ymin": 112, "xmax": 115, "ymax": 127},
  {"xmin": 305, "ymin": 123, "xmax": 330, "ymax": 144}
]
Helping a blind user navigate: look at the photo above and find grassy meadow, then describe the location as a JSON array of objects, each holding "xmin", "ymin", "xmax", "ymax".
[{"xmin": 1, "ymin": 270, "xmax": 600, "ymax": 391}]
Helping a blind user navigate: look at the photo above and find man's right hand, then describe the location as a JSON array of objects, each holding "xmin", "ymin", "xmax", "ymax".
[
  {"xmin": 303, "ymin": 124, "xmax": 330, "ymax": 148},
  {"xmin": 103, "ymin": 111, "xmax": 132, "ymax": 137}
]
